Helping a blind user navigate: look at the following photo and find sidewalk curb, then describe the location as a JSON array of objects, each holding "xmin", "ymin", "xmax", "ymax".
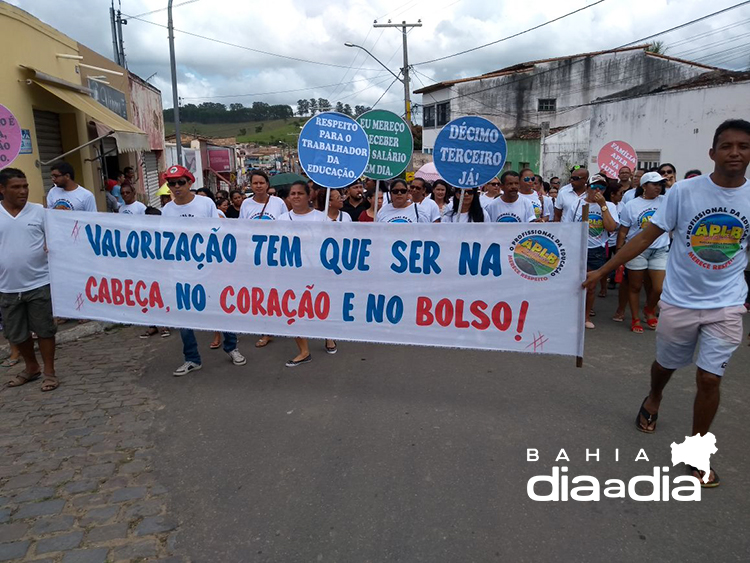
[{"xmin": 0, "ymin": 321, "xmax": 116, "ymax": 360}]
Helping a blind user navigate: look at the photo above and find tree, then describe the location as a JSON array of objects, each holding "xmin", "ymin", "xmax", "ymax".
[
  {"xmin": 309, "ymin": 98, "xmax": 318, "ymax": 115},
  {"xmin": 646, "ymin": 41, "xmax": 667, "ymax": 55},
  {"xmin": 343, "ymin": 104, "xmax": 353, "ymax": 117},
  {"xmin": 318, "ymin": 98, "xmax": 332, "ymax": 112},
  {"xmin": 354, "ymin": 105, "xmax": 371, "ymax": 117},
  {"xmin": 296, "ymin": 99, "xmax": 310, "ymax": 116},
  {"xmin": 335, "ymin": 101, "xmax": 345, "ymax": 114},
  {"xmin": 230, "ymin": 103, "xmax": 243, "ymax": 112}
]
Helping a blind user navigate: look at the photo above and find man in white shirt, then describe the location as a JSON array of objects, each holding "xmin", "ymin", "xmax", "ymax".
[
  {"xmin": 118, "ymin": 184, "xmax": 146, "ymax": 215},
  {"xmin": 46, "ymin": 162, "xmax": 97, "ymax": 212},
  {"xmin": 408, "ymin": 177, "xmax": 441, "ymax": 222},
  {"xmin": 554, "ymin": 167, "xmax": 589, "ymax": 222},
  {"xmin": 0, "ymin": 168, "xmax": 58, "ymax": 392},
  {"xmin": 161, "ymin": 165, "xmax": 247, "ymax": 376},
  {"xmin": 584, "ymin": 119, "xmax": 750, "ymax": 487},
  {"xmin": 486, "ymin": 171, "xmax": 536, "ymax": 223}
]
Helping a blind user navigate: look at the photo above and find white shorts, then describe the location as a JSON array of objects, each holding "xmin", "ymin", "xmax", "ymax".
[
  {"xmin": 656, "ymin": 302, "xmax": 746, "ymax": 376},
  {"xmin": 626, "ymin": 246, "xmax": 669, "ymax": 271}
]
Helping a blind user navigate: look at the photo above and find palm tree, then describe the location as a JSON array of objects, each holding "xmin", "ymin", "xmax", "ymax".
[{"xmin": 647, "ymin": 41, "xmax": 667, "ymax": 55}]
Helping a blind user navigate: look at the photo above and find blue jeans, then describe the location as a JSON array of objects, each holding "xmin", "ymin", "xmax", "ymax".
[{"xmin": 180, "ymin": 329, "xmax": 237, "ymax": 364}]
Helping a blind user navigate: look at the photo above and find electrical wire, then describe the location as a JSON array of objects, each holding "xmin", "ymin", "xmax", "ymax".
[
  {"xmin": 181, "ymin": 73, "xmax": 390, "ymax": 100},
  {"xmin": 371, "ymin": 76, "xmax": 403, "ymax": 109},
  {"xmin": 617, "ymin": 1, "xmax": 750, "ymax": 48},
  {"xmin": 129, "ymin": 0, "xmax": 200, "ymax": 19},
  {"xmin": 122, "ymin": 13, "xmax": 382, "ymax": 71},
  {"xmin": 412, "ymin": 0, "xmax": 609, "ymax": 66}
]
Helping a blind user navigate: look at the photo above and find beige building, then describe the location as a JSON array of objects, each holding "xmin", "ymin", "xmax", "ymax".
[{"xmin": 0, "ymin": 2, "xmax": 154, "ymax": 207}]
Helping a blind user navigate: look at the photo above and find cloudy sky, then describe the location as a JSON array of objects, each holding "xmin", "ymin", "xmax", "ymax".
[{"xmin": 10, "ymin": 0, "xmax": 750, "ymax": 117}]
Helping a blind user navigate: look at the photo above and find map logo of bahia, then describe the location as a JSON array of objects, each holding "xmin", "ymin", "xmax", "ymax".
[
  {"xmin": 687, "ymin": 210, "xmax": 748, "ymax": 268},
  {"xmin": 637, "ymin": 209, "xmax": 656, "ymax": 230},
  {"xmin": 526, "ymin": 432, "xmax": 717, "ymax": 502},
  {"xmin": 508, "ymin": 229, "xmax": 566, "ymax": 281},
  {"xmin": 588, "ymin": 212, "xmax": 604, "ymax": 238}
]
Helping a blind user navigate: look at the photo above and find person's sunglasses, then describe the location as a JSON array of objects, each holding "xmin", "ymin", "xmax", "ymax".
[
  {"xmin": 522, "ymin": 176, "xmax": 534, "ymax": 182},
  {"xmin": 571, "ymin": 175, "xmax": 585, "ymax": 180},
  {"xmin": 590, "ymin": 183, "xmax": 606, "ymax": 190},
  {"xmin": 488, "ymin": 182, "xmax": 501, "ymax": 186},
  {"xmin": 167, "ymin": 179, "xmax": 188, "ymax": 187},
  {"xmin": 391, "ymin": 188, "xmax": 408, "ymax": 195},
  {"xmin": 659, "ymin": 169, "xmax": 675, "ymax": 175}
]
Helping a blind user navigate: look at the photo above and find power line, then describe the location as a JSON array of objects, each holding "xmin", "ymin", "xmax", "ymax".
[
  {"xmin": 412, "ymin": 0, "xmax": 609, "ymax": 66},
  {"xmin": 130, "ymin": 0, "xmax": 200, "ymax": 19},
  {"xmin": 371, "ymin": 76, "xmax": 403, "ymax": 109},
  {"xmin": 123, "ymin": 13, "xmax": 382, "ymax": 71},
  {"xmin": 617, "ymin": 0, "xmax": 750, "ymax": 48},
  {"xmin": 181, "ymin": 73, "xmax": 389, "ymax": 100}
]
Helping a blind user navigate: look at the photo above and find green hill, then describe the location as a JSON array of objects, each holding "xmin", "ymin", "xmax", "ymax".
[{"xmin": 165, "ymin": 118, "xmax": 308, "ymax": 145}]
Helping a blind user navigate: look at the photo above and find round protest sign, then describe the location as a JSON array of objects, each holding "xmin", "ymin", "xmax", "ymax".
[
  {"xmin": 597, "ymin": 140, "xmax": 637, "ymax": 178},
  {"xmin": 0, "ymin": 104, "xmax": 22, "ymax": 167},
  {"xmin": 433, "ymin": 116, "xmax": 506, "ymax": 189},
  {"xmin": 356, "ymin": 109, "xmax": 413, "ymax": 180},
  {"xmin": 298, "ymin": 112, "xmax": 369, "ymax": 189}
]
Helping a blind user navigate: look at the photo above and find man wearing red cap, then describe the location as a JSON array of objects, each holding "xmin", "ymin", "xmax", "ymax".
[{"xmin": 161, "ymin": 165, "xmax": 247, "ymax": 376}]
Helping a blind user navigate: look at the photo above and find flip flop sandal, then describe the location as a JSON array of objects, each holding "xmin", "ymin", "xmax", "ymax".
[
  {"xmin": 687, "ymin": 465, "xmax": 720, "ymax": 488},
  {"xmin": 325, "ymin": 341, "xmax": 338, "ymax": 354},
  {"xmin": 209, "ymin": 341, "xmax": 222, "ymax": 350},
  {"xmin": 585, "ymin": 321, "xmax": 595, "ymax": 329},
  {"xmin": 140, "ymin": 327, "xmax": 159, "ymax": 339},
  {"xmin": 160, "ymin": 329, "xmax": 171, "ymax": 338},
  {"xmin": 612, "ymin": 312, "xmax": 625, "ymax": 322},
  {"xmin": 255, "ymin": 337, "xmax": 273, "ymax": 348},
  {"xmin": 7, "ymin": 372, "xmax": 41, "ymax": 388},
  {"xmin": 643, "ymin": 307, "xmax": 658, "ymax": 330},
  {"xmin": 635, "ymin": 396, "xmax": 657, "ymax": 433},
  {"xmin": 631, "ymin": 319, "xmax": 644, "ymax": 334},
  {"xmin": 1, "ymin": 358, "xmax": 20, "ymax": 368},
  {"xmin": 41, "ymin": 376, "xmax": 59, "ymax": 392}
]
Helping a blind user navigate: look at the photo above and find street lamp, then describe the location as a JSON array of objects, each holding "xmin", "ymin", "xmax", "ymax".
[{"xmin": 344, "ymin": 42, "xmax": 403, "ymax": 83}]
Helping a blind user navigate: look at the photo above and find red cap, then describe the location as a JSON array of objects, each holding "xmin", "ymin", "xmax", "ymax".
[
  {"xmin": 164, "ymin": 165, "xmax": 195, "ymax": 183},
  {"xmin": 106, "ymin": 179, "xmax": 118, "ymax": 191}
]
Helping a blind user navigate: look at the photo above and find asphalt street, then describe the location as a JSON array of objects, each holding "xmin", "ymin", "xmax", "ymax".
[{"xmin": 143, "ymin": 295, "xmax": 750, "ymax": 563}]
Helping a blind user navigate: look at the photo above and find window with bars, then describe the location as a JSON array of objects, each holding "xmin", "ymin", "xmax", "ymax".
[
  {"xmin": 436, "ymin": 102, "xmax": 451, "ymax": 126},
  {"xmin": 537, "ymin": 98, "xmax": 557, "ymax": 112},
  {"xmin": 423, "ymin": 105, "xmax": 435, "ymax": 128}
]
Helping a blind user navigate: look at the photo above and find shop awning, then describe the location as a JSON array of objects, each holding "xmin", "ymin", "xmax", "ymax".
[{"xmin": 33, "ymin": 80, "xmax": 150, "ymax": 153}]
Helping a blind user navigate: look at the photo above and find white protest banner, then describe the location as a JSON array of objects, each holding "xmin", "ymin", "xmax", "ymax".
[{"xmin": 46, "ymin": 212, "xmax": 587, "ymax": 356}]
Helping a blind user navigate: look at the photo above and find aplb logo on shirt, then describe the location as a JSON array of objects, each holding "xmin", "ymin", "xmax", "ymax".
[
  {"xmin": 508, "ymin": 230, "xmax": 566, "ymax": 281},
  {"xmin": 51, "ymin": 199, "xmax": 74, "ymax": 210},
  {"xmin": 496, "ymin": 213, "xmax": 520, "ymax": 223},
  {"xmin": 249, "ymin": 212, "xmax": 274, "ymax": 220},
  {"xmin": 687, "ymin": 211, "xmax": 747, "ymax": 268},
  {"xmin": 531, "ymin": 199, "xmax": 542, "ymax": 219},
  {"xmin": 637, "ymin": 209, "xmax": 656, "ymax": 230},
  {"xmin": 387, "ymin": 215, "xmax": 414, "ymax": 223},
  {"xmin": 588, "ymin": 213, "xmax": 604, "ymax": 238}
]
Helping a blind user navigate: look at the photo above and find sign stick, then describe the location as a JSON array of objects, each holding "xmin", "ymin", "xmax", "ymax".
[
  {"xmin": 457, "ymin": 189, "xmax": 466, "ymax": 220},
  {"xmin": 374, "ymin": 179, "xmax": 380, "ymax": 221},
  {"xmin": 576, "ymin": 202, "xmax": 589, "ymax": 368},
  {"xmin": 324, "ymin": 187, "xmax": 331, "ymax": 218}
]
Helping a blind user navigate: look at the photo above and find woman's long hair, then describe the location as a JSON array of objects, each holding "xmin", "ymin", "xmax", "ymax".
[{"xmin": 450, "ymin": 188, "xmax": 484, "ymax": 222}]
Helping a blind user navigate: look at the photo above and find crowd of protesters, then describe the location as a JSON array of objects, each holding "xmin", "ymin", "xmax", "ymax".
[{"xmin": 1, "ymin": 119, "xmax": 749, "ymax": 488}]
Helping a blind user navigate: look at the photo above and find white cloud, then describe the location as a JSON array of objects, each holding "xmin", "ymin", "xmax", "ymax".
[{"xmin": 10, "ymin": 0, "xmax": 750, "ymax": 114}]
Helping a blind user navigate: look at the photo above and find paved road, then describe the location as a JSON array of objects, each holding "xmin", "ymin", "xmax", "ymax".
[
  {"xmin": 0, "ymin": 328, "xmax": 183, "ymax": 563},
  {"xmin": 140, "ymin": 295, "xmax": 750, "ymax": 563}
]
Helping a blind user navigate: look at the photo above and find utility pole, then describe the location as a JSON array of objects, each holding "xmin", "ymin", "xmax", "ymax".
[
  {"xmin": 168, "ymin": 0, "xmax": 183, "ymax": 165},
  {"xmin": 109, "ymin": 2, "xmax": 120, "ymax": 65},
  {"xmin": 373, "ymin": 20, "xmax": 422, "ymax": 128},
  {"xmin": 116, "ymin": 9, "xmax": 127, "ymax": 69}
]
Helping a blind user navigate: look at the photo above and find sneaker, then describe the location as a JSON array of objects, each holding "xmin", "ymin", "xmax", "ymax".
[
  {"xmin": 228, "ymin": 349, "xmax": 247, "ymax": 366},
  {"xmin": 173, "ymin": 361, "xmax": 202, "ymax": 377},
  {"xmin": 285, "ymin": 355, "xmax": 312, "ymax": 367}
]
